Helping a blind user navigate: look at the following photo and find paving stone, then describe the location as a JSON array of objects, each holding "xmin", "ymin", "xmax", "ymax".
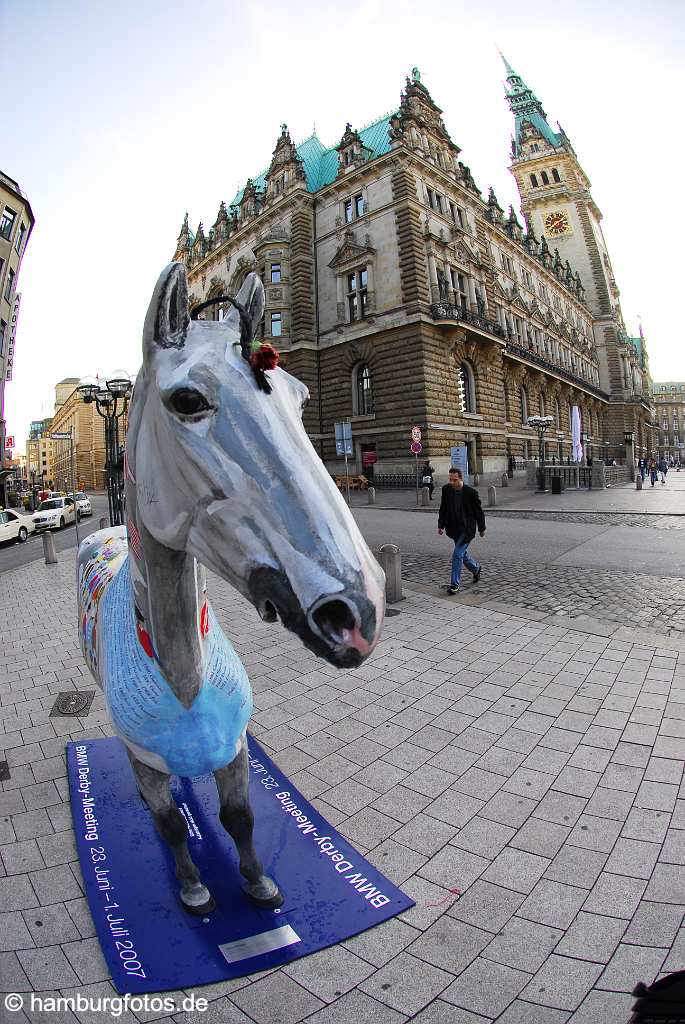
[
  {"xmin": 62, "ymin": 936, "xmax": 110, "ymax": 984},
  {"xmin": 343, "ymin": 915, "xmax": 420, "ymax": 968},
  {"xmin": 599, "ymin": 763, "xmax": 644, "ymax": 793},
  {"xmin": 425, "ymin": 790, "xmax": 484, "ymax": 828},
  {"xmin": 401, "ymin": 765, "xmax": 456, "ymax": 798},
  {"xmin": 453, "ymin": 766, "xmax": 506, "ymax": 801},
  {"xmin": 0, "ymin": 910, "xmax": 34, "ymax": 952},
  {"xmin": 644, "ymin": 862, "xmax": 685, "ymax": 903},
  {"xmin": 623, "ymin": 901, "xmax": 684, "ymax": 945},
  {"xmin": 503, "ymin": 766, "xmax": 554, "ymax": 800},
  {"xmin": 0, "ymin": 839, "xmax": 45, "ymax": 875},
  {"xmin": 634, "ymin": 779, "xmax": 678, "ymax": 812},
  {"xmin": 518, "ymin": 877, "xmax": 588, "ymax": 930},
  {"xmin": 611, "ymin": 742, "xmax": 652, "ymax": 768},
  {"xmin": 353, "ymin": 761, "xmax": 408, "ymax": 795},
  {"xmin": 583, "ymin": 872, "xmax": 647, "ymax": 918},
  {"xmin": 0, "ymin": 875, "xmax": 39, "ymax": 912},
  {"xmin": 567, "ymin": 989, "xmax": 634, "ymax": 1023},
  {"xmin": 324, "ymin": 779, "xmax": 377, "ymax": 815},
  {"xmin": 566, "ymin": 814, "xmax": 623, "ymax": 854},
  {"xmin": 282, "ymin": 944, "xmax": 374, "ymax": 1003},
  {"xmin": 230, "ymin": 970, "xmax": 325, "ymax": 1024},
  {"xmin": 480, "ymin": 791, "xmax": 537, "ymax": 828},
  {"xmin": 8, "ymin": 809, "xmax": 54, "ymax": 842},
  {"xmin": 23, "ymin": 902, "xmax": 80, "ymax": 946},
  {"xmin": 533, "ymin": 790, "xmax": 587, "ymax": 827},
  {"xmin": 645, "ymin": 757, "xmax": 684, "ymax": 785},
  {"xmin": 497, "ymin": 1001, "xmax": 570, "ymax": 1023},
  {"xmin": 28, "ymin": 864, "xmax": 81, "ymax": 904},
  {"xmin": 419, "ymin": 845, "xmax": 489, "ymax": 891},
  {"xmin": 598, "ymin": 942, "xmax": 667, "ymax": 992},
  {"xmin": 555, "ymin": 911, "xmax": 626, "ymax": 962},
  {"xmin": 410, "ymin": 1000, "xmax": 489, "ymax": 1024},
  {"xmin": 408, "ymin": 916, "xmax": 490, "ymax": 974},
  {"xmin": 17, "ymin": 944, "xmax": 80, "ymax": 989},
  {"xmin": 482, "ymin": 848, "xmax": 550, "ymax": 895},
  {"xmin": 359, "ymin": 951, "xmax": 453, "ymax": 1016},
  {"xmin": 391, "ymin": 813, "xmax": 456, "ymax": 857},
  {"xmin": 302, "ymin": 990, "xmax": 407, "ymax": 1024},
  {"xmin": 522, "ymin": 747, "xmax": 570, "ymax": 775},
  {"xmin": 441, "ymin": 957, "xmax": 530, "ymax": 1017},
  {"xmin": 484, "ymin": 916, "xmax": 563, "ymax": 973},
  {"xmin": 366, "ymin": 839, "xmax": 427, "ymax": 886},
  {"xmin": 605, "ymin": 837, "xmax": 661, "ymax": 879},
  {"xmin": 621, "ymin": 806, "xmax": 670, "ymax": 842},
  {"xmin": 0, "ymin": 950, "xmax": 31, "ymax": 992},
  {"xmin": 520, "ymin": 955, "xmax": 602, "ymax": 1011},
  {"xmin": 584, "ymin": 787, "xmax": 633, "ymax": 821},
  {"xmin": 510, "ymin": 818, "xmax": 570, "ymax": 858},
  {"xmin": 450, "ymin": 816, "xmax": 515, "ymax": 859},
  {"xmin": 448, "ymin": 879, "xmax": 524, "ymax": 933}
]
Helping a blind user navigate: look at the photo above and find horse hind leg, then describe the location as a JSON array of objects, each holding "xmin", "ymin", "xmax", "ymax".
[
  {"xmin": 126, "ymin": 750, "xmax": 215, "ymax": 915},
  {"xmin": 214, "ymin": 740, "xmax": 283, "ymax": 909}
]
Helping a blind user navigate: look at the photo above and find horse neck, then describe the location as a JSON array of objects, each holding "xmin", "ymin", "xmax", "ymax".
[{"xmin": 124, "ymin": 420, "xmax": 205, "ymax": 709}]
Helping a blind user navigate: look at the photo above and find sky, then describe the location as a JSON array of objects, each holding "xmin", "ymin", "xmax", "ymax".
[{"xmin": 4, "ymin": 0, "xmax": 684, "ymax": 449}]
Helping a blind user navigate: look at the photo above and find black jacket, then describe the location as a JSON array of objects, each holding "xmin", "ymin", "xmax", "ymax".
[{"xmin": 438, "ymin": 482, "xmax": 485, "ymax": 542}]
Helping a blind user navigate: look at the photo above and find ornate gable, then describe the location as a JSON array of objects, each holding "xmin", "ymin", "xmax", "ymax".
[
  {"xmin": 266, "ymin": 124, "xmax": 306, "ymax": 195},
  {"xmin": 336, "ymin": 123, "xmax": 373, "ymax": 175},
  {"xmin": 328, "ymin": 230, "xmax": 375, "ymax": 270},
  {"xmin": 389, "ymin": 68, "xmax": 461, "ymax": 157}
]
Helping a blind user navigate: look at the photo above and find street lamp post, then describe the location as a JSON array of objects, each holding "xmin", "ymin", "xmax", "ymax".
[
  {"xmin": 77, "ymin": 371, "xmax": 133, "ymax": 527},
  {"xmin": 527, "ymin": 415, "xmax": 555, "ymax": 492}
]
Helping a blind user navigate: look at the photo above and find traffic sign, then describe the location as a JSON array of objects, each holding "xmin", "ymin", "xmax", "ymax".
[
  {"xmin": 411, "ymin": 426, "xmax": 421, "ymax": 442},
  {"xmin": 334, "ymin": 421, "xmax": 353, "ymax": 457},
  {"xmin": 410, "ymin": 441, "xmax": 422, "ymax": 454}
]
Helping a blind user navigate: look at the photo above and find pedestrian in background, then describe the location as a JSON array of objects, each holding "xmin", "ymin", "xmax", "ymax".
[
  {"xmin": 638, "ymin": 457, "xmax": 647, "ymax": 481},
  {"xmin": 649, "ymin": 458, "xmax": 658, "ymax": 486},
  {"xmin": 658, "ymin": 457, "xmax": 668, "ymax": 484},
  {"xmin": 438, "ymin": 467, "xmax": 485, "ymax": 595},
  {"xmin": 421, "ymin": 460, "xmax": 435, "ymax": 500}
]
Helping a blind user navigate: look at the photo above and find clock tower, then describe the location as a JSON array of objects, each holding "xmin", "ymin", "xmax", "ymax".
[{"xmin": 502, "ymin": 55, "xmax": 655, "ymax": 452}]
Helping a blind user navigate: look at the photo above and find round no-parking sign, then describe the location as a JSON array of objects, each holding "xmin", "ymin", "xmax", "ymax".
[{"xmin": 410, "ymin": 441, "xmax": 422, "ymax": 454}]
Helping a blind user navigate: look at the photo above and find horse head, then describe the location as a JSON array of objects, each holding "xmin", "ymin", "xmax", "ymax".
[{"xmin": 127, "ymin": 262, "xmax": 385, "ymax": 668}]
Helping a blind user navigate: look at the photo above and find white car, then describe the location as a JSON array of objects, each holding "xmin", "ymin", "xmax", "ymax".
[
  {"xmin": 33, "ymin": 496, "xmax": 77, "ymax": 531},
  {"xmin": 69, "ymin": 492, "xmax": 92, "ymax": 517},
  {"xmin": 0, "ymin": 508, "xmax": 36, "ymax": 544}
]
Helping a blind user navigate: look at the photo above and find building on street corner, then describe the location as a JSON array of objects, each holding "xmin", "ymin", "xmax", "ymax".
[
  {"xmin": 174, "ymin": 63, "xmax": 656, "ymax": 482},
  {"xmin": 653, "ymin": 381, "xmax": 685, "ymax": 462}
]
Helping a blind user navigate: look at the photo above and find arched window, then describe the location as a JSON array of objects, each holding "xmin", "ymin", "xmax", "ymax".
[
  {"xmin": 458, "ymin": 362, "xmax": 476, "ymax": 414},
  {"xmin": 530, "ymin": 174, "xmax": 538, "ymax": 188},
  {"xmin": 552, "ymin": 168, "xmax": 561, "ymax": 183},
  {"xmin": 541, "ymin": 170, "xmax": 550, "ymax": 185},
  {"xmin": 555, "ymin": 398, "xmax": 561, "ymax": 429},
  {"xmin": 521, "ymin": 387, "xmax": 529, "ymax": 424},
  {"xmin": 353, "ymin": 364, "xmax": 374, "ymax": 416}
]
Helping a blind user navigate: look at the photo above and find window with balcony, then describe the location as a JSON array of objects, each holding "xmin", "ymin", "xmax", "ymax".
[
  {"xmin": 0, "ymin": 207, "xmax": 16, "ymax": 242},
  {"xmin": 353, "ymin": 363, "xmax": 374, "ymax": 416},
  {"xmin": 450, "ymin": 269, "xmax": 468, "ymax": 312},
  {"xmin": 347, "ymin": 267, "xmax": 368, "ymax": 321},
  {"xmin": 426, "ymin": 188, "xmax": 435, "ymax": 210}
]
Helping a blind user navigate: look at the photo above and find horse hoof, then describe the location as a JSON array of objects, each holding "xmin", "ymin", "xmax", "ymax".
[
  {"xmin": 245, "ymin": 876, "xmax": 284, "ymax": 909},
  {"xmin": 180, "ymin": 885, "xmax": 216, "ymax": 916}
]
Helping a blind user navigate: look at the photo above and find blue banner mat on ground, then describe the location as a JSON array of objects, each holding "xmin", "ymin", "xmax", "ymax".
[{"xmin": 67, "ymin": 736, "xmax": 414, "ymax": 994}]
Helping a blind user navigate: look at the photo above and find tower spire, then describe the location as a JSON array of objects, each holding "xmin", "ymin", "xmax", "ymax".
[{"xmin": 501, "ymin": 55, "xmax": 564, "ymax": 156}]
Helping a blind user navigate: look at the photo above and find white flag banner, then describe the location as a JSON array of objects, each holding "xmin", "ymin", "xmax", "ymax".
[{"xmin": 571, "ymin": 406, "xmax": 583, "ymax": 462}]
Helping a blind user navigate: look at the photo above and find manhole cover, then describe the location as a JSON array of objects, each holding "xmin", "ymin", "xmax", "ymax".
[
  {"xmin": 385, "ymin": 608, "xmax": 401, "ymax": 617},
  {"xmin": 50, "ymin": 691, "xmax": 95, "ymax": 717}
]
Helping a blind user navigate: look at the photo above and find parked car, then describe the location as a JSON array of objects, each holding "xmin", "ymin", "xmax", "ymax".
[
  {"xmin": 0, "ymin": 508, "xmax": 36, "ymax": 544},
  {"xmin": 33, "ymin": 496, "xmax": 77, "ymax": 531},
  {"xmin": 68, "ymin": 491, "xmax": 92, "ymax": 517}
]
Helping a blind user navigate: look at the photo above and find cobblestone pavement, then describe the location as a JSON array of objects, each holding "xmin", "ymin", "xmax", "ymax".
[
  {"xmin": 488, "ymin": 511, "xmax": 685, "ymax": 531},
  {"xmin": 401, "ymin": 552, "xmax": 685, "ymax": 637},
  {"xmin": 2, "ymin": 552, "xmax": 685, "ymax": 1023}
]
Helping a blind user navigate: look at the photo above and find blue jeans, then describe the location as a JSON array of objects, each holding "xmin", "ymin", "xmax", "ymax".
[{"xmin": 451, "ymin": 534, "xmax": 480, "ymax": 586}]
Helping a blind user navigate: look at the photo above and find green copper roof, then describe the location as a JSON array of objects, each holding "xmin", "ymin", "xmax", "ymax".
[
  {"xmin": 229, "ymin": 113, "xmax": 396, "ymax": 207},
  {"xmin": 501, "ymin": 54, "xmax": 564, "ymax": 152}
]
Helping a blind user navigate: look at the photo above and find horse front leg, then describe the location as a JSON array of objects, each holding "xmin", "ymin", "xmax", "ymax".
[
  {"xmin": 127, "ymin": 751, "xmax": 215, "ymax": 915},
  {"xmin": 214, "ymin": 739, "xmax": 283, "ymax": 908}
]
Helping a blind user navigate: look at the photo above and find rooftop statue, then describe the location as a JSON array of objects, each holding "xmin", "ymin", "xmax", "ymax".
[{"xmin": 77, "ymin": 263, "xmax": 385, "ymax": 914}]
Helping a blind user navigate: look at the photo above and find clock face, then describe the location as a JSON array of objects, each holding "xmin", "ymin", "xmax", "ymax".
[{"xmin": 544, "ymin": 210, "xmax": 570, "ymax": 236}]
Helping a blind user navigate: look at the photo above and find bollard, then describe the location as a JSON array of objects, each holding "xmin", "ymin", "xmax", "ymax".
[
  {"xmin": 43, "ymin": 530, "xmax": 58, "ymax": 565},
  {"xmin": 379, "ymin": 543, "xmax": 403, "ymax": 604},
  {"xmin": 367, "ymin": 486, "xmax": 376, "ymax": 505},
  {"xmin": 501, "ymin": 472, "xmax": 508, "ymax": 488},
  {"xmin": 636, "ymin": 474, "xmax": 643, "ymax": 491},
  {"xmin": 488, "ymin": 485, "xmax": 496, "ymax": 507},
  {"xmin": 99, "ymin": 516, "xmax": 107, "ymax": 530},
  {"xmin": 421, "ymin": 485, "xmax": 430, "ymax": 507}
]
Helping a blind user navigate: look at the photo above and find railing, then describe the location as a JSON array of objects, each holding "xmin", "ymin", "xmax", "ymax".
[
  {"xmin": 429, "ymin": 303, "xmax": 506, "ymax": 339},
  {"xmin": 505, "ymin": 342, "xmax": 609, "ymax": 400},
  {"xmin": 370, "ymin": 473, "xmax": 419, "ymax": 489}
]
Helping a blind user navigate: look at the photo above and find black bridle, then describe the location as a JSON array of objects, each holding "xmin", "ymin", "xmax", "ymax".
[{"xmin": 190, "ymin": 294, "xmax": 276, "ymax": 394}]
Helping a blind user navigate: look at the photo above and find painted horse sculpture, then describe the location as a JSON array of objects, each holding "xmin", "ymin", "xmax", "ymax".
[{"xmin": 77, "ymin": 262, "xmax": 385, "ymax": 914}]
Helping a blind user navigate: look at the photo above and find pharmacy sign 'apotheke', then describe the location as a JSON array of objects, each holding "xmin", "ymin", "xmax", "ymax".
[{"xmin": 5, "ymin": 293, "xmax": 21, "ymax": 382}]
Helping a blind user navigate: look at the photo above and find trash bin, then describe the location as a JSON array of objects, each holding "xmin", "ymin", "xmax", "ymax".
[{"xmin": 551, "ymin": 475, "xmax": 563, "ymax": 495}]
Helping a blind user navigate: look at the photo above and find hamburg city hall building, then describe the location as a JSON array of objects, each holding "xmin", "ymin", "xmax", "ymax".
[{"xmin": 174, "ymin": 61, "xmax": 655, "ymax": 482}]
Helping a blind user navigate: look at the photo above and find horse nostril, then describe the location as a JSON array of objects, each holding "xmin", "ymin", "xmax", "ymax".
[{"xmin": 312, "ymin": 599, "xmax": 357, "ymax": 644}]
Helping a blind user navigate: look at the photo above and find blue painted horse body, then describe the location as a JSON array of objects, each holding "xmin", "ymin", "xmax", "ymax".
[{"xmin": 77, "ymin": 263, "xmax": 385, "ymax": 913}]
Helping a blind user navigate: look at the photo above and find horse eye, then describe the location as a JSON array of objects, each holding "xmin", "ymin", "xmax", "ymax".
[{"xmin": 169, "ymin": 388, "xmax": 211, "ymax": 416}]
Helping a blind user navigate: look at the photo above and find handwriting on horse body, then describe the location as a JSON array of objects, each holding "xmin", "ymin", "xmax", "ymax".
[{"xmin": 77, "ymin": 263, "xmax": 385, "ymax": 913}]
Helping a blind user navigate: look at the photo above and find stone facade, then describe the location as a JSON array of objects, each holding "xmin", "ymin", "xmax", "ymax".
[
  {"xmin": 176, "ymin": 67, "xmax": 653, "ymax": 482},
  {"xmin": 653, "ymin": 382, "xmax": 685, "ymax": 461},
  {"xmin": 46, "ymin": 380, "xmax": 129, "ymax": 492}
]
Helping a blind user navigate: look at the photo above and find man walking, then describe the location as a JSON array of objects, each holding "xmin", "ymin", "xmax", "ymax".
[{"xmin": 438, "ymin": 466, "xmax": 486, "ymax": 595}]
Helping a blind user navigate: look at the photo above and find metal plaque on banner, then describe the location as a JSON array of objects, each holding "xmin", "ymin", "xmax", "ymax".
[
  {"xmin": 410, "ymin": 441, "xmax": 422, "ymax": 455},
  {"xmin": 411, "ymin": 426, "xmax": 421, "ymax": 442}
]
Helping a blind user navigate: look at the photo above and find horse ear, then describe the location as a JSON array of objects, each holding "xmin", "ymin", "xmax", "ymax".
[
  {"xmin": 233, "ymin": 272, "xmax": 265, "ymax": 343},
  {"xmin": 143, "ymin": 262, "xmax": 190, "ymax": 359}
]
